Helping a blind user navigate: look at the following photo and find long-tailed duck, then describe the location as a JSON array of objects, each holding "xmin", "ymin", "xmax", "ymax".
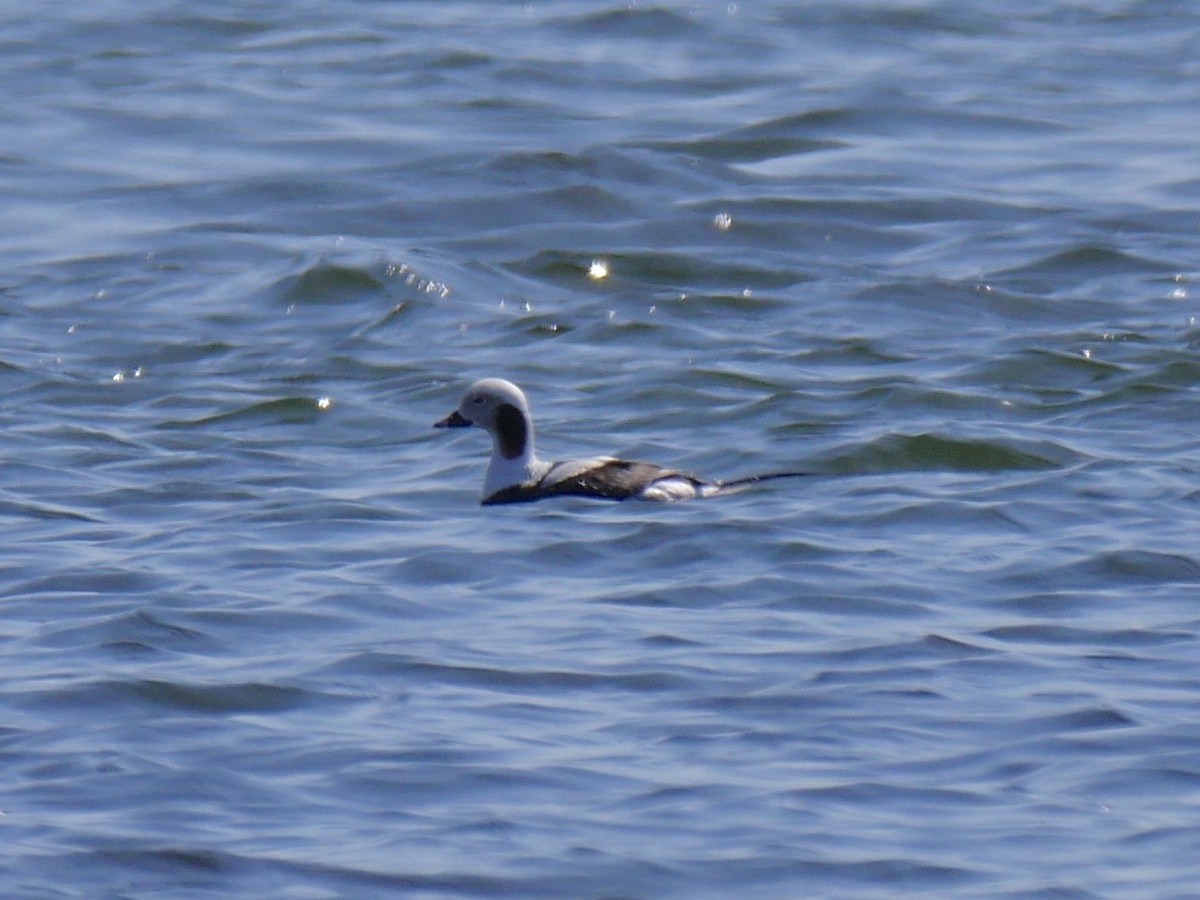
[{"xmin": 434, "ymin": 378, "xmax": 808, "ymax": 505}]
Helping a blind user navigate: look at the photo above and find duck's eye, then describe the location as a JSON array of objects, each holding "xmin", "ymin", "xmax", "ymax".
[{"xmin": 470, "ymin": 395, "xmax": 485, "ymax": 405}]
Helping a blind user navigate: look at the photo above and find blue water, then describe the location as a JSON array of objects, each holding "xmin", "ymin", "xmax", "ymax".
[{"xmin": 3, "ymin": 2, "xmax": 1200, "ymax": 897}]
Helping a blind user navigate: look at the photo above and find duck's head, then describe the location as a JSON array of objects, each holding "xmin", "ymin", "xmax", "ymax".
[{"xmin": 434, "ymin": 378, "xmax": 532, "ymax": 460}]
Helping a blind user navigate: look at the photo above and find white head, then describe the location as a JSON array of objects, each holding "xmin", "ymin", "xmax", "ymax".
[{"xmin": 434, "ymin": 378, "xmax": 544, "ymax": 495}]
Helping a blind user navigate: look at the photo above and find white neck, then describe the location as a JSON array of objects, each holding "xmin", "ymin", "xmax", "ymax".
[{"xmin": 483, "ymin": 433, "xmax": 550, "ymax": 497}]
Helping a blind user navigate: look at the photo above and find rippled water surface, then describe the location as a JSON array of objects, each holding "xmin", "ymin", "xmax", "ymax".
[{"xmin": 3, "ymin": 1, "xmax": 1200, "ymax": 897}]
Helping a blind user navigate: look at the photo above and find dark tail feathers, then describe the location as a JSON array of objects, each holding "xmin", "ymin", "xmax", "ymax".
[{"xmin": 713, "ymin": 470, "xmax": 813, "ymax": 495}]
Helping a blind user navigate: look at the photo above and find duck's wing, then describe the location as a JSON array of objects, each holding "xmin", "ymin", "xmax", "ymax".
[
  {"xmin": 541, "ymin": 458, "xmax": 705, "ymax": 501},
  {"xmin": 481, "ymin": 457, "xmax": 710, "ymax": 505}
]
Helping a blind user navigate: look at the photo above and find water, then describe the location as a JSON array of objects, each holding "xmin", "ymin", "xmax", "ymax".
[{"xmin": 2, "ymin": 1, "xmax": 1200, "ymax": 896}]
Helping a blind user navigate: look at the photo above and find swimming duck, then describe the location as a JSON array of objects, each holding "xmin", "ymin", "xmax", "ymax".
[{"xmin": 434, "ymin": 378, "xmax": 806, "ymax": 505}]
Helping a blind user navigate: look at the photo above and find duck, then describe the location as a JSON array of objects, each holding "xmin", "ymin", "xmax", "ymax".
[{"xmin": 434, "ymin": 378, "xmax": 807, "ymax": 505}]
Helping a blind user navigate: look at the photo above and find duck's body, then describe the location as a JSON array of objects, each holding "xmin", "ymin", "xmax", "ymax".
[
  {"xmin": 434, "ymin": 378, "xmax": 802, "ymax": 505},
  {"xmin": 481, "ymin": 457, "xmax": 716, "ymax": 505}
]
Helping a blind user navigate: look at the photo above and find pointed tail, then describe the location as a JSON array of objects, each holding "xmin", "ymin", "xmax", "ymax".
[{"xmin": 706, "ymin": 470, "xmax": 814, "ymax": 497}]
